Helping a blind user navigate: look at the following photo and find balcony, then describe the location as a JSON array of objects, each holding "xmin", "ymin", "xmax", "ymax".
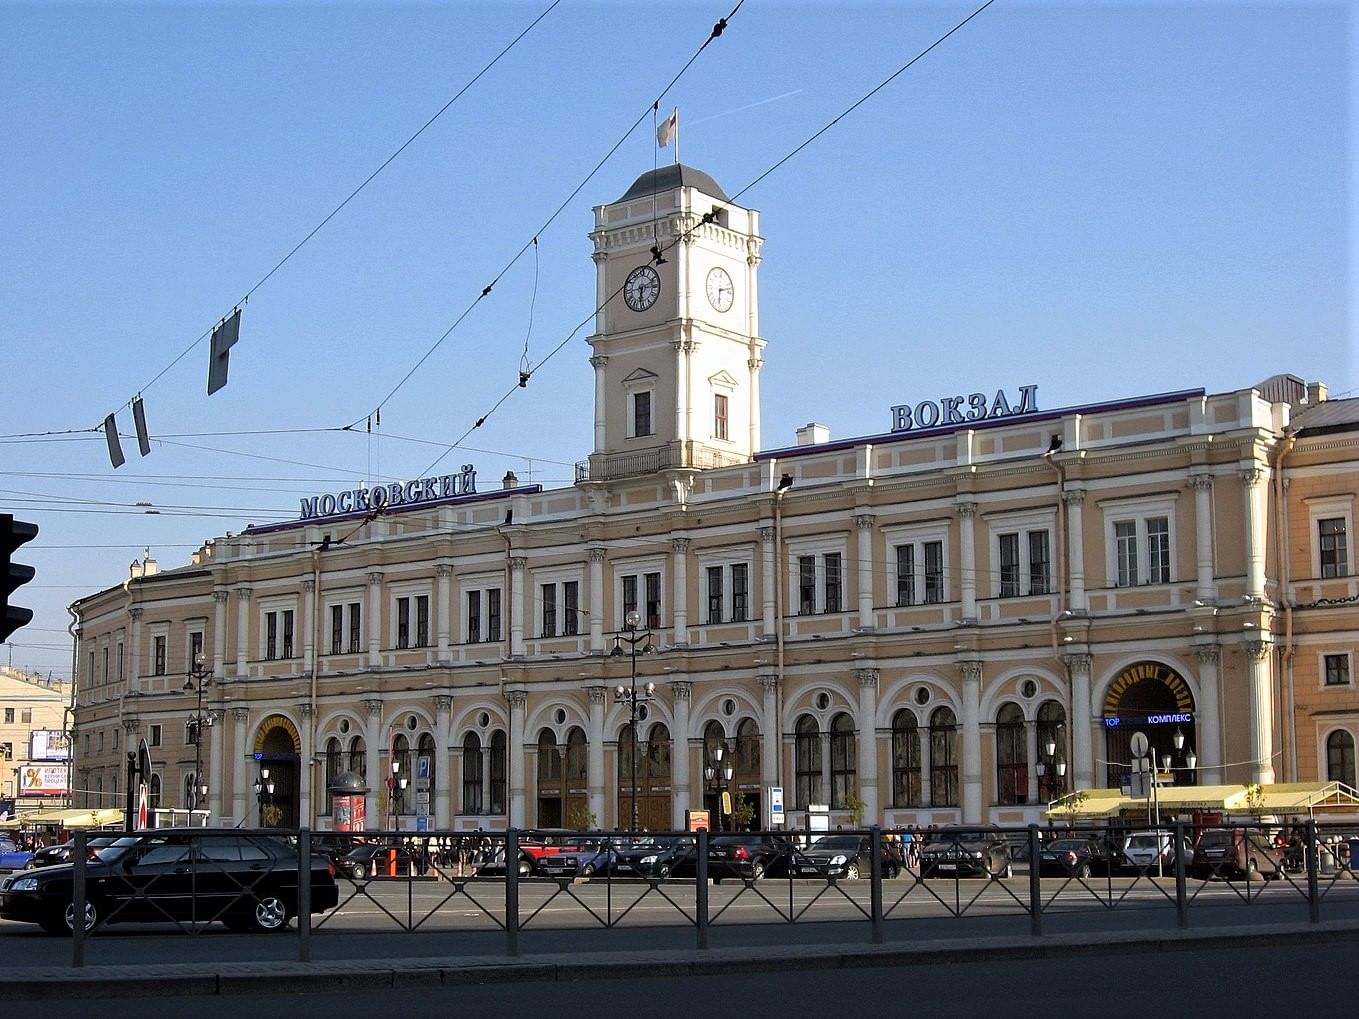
[{"xmin": 575, "ymin": 442, "xmax": 748, "ymax": 483}]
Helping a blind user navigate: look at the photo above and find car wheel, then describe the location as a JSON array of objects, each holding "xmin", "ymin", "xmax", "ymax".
[
  {"xmin": 63, "ymin": 899, "xmax": 98, "ymax": 935},
  {"xmin": 249, "ymin": 895, "xmax": 289, "ymax": 932},
  {"xmin": 845, "ymin": 862, "xmax": 861, "ymax": 881},
  {"xmin": 1247, "ymin": 859, "xmax": 1259, "ymax": 880},
  {"xmin": 750, "ymin": 860, "xmax": 766, "ymax": 881},
  {"xmin": 352, "ymin": 863, "xmax": 367, "ymax": 880},
  {"xmin": 23, "ymin": 859, "xmax": 36, "ymax": 870},
  {"xmin": 1075, "ymin": 863, "xmax": 1092, "ymax": 879},
  {"xmin": 581, "ymin": 863, "xmax": 596, "ymax": 877},
  {"xmin": 655, "ymin": 863, "xmax": 672, "ymax": 879},
  {"xmin": 518, "ymin": 859, "xmax": 532, "ymax": 877}
]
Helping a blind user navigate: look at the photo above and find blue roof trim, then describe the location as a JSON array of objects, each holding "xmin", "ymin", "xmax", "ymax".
[
  {"xmin": 755, "ymin": 389, "xmax": 1207, "ymax": 462},
  {"xmin": 241, "ymin": 485, "xmax": 543, "ymax": 537}
]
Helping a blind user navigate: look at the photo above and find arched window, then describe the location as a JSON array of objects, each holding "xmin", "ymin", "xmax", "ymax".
[
  {"xmin": 930, "ymin": 707, "xmax": 958, "ymax": 808},
  {"xmin": 891, "ymin": 709, "xmax": 921, "ymax": 807},
  {"xmin": 795, "ymin": 715, "xmax": 821, "ymax": 809},
  {"xmin": 462, "ymin": 732, "xmax": 484, "ymax": 814},
  {"xmin": 149, "ymin": 773, "xmax": 162, "ymax": 811},
  {"xmin": 391, "ymin": 734, "xmax": 411, "ymax": 816},
  {"xmin": 418, "ymin": 732, "xmax": 436, "ymax": 806},
  {"xmin": 566, "ymin": 726, "xmax": 587, "ymax": 783},
  {"xmin": 1035, "ymin": 701, "xmax": 1066, "ymax": 801},
  {"xmin": 735, "ymin": 717, "xmax": 761, "ymax": 778},
  {"xmin": 996, "ymin": 703, "xmax": 1027, "ymax": 805},
  {"xmin": 489, "ymin": 730, "xmax": 507, "ymax": 814},
  {"xmin": 829, "ymin": 712, "xmax": 856, "ymax": 809},
  {"xmin": 324, "ymin": 736, "xmax": 343, "ymax": 796},
  {"xmin": 348, "ymin": 735, "xmax": 366, "ymax": 780},
  {"xmin": 1327, "ymin": 730, "xmax": 1356, "ymax": 787}
]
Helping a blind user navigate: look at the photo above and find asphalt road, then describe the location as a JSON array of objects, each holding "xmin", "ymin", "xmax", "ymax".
[{"xmin": 13, "ymin": 940, "xmax": 1359, "ymax": 1018}]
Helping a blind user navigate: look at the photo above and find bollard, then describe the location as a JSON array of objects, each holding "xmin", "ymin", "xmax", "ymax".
[
  {"xmin": 298, "ymin": 828, "xmax": 311, "ymax": 963},
  {"xmin": 696, "ymin": 827, "xmax": 709, "ymax": 950},
  {"xmin": 869, "ymin": 825, "xmax": 883, "ymax": 944},
  {"xmin": 506, "ymin": 829, "xmax": 520, "ymax": 956}
]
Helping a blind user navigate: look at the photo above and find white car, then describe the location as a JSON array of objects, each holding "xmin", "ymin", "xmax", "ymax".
[{"xmin": 1122, "ymin": 831, "xmax": 1190, "ymax": 871}]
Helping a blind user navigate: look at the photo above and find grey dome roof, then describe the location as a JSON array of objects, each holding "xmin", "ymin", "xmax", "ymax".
[{"xmin": 616, "ymin": 164, "xmax": 730, "ymax": 203}]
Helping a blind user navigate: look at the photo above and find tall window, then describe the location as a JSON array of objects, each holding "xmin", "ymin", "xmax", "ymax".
[
  {"xmin": 896, "ymin": 546, "xmax": 916, "ymax": 606},
  {"xmin": 732, "ymin": 564, "xmax": 748, "ymax": 622},
  {"xmin": 714, "ymin": 393, "xmax": 729, "ymax": 440},
  {"xmin": 1324, "ymin": 654, "xmax": 1351, "ymax": 687},
  {"xmin": 798, "ymin": 556, "xmax": 815, "ymax": 615},
  {"xmin": 1327, "ymin": 731, "xmax": 1356, "ymax": 787},
  {"xmin": 331, "ymin": 605, "xmax": 343, "ymax": 654},
  {"xmin": 415, "ymin": 595, "xmax": 429, "ymax": 647},
  {"xmin": 1108, "ymin": 502, "xmax": 1176, "ymax": 588},
  {"xmin": 541, "ymin": 584, "xmax": 557, "ymax": 637},
  {"xmin": 347, "ymin": 602, "xmax": 362, "ymax": 653},
  {"xmin": 1035, "ymin": 701, "xmax": 1067, "ymax": 802},
  {"xmin": 1115, "ymin": 521, "xmax": 1139, "ymax": 587},
  {"xmin": 265, "ymin": 609, "xmax": 294, "ymax": 660},
  {"xmin": 644, "ymin": 572, "xmax": 661, "ymax": 629},
  {"xmin": 995, "ymin": 703, "xmax": 1027, "ymax": 805},
  {"xmin": 999, "ymin": 534, "xmax": 1020, "ymax": 598},
  {"xmin": 563, "ymin": 582, "xmax": 579, "ymax": 636},
  {"xmin": 189, "ymin": 631, "xmax": 204, "ymax": 667},
  {"xmin": 633, "ymin": 391, "xmax": 652, "ymax": 437},
  {"xmin": 829, "ymin": 712, "xmax": 856, "ymax": 809},
  {"xmin": 1146, "ymin": 517, "xmax": 1170, "ymax": 584},
  {"xmin": 489, "ymin": 730, "xmax": 507, "ymax": 814},
  {"xmin": 462, "ymin": 732, "xmax": 484, "ymax": 814},
  {"xmin": 622, "ymin": 571, "xmax": 662, "ymax": 629},
  {"xmin": 923, "ymin": 542, "xmax": 944, "ymax": 603},
  {"xmin": 466, "ymin": 588, "xmax": 502, "ymax": 643},
  {"xmin": 153, "ymin": 635, "xmax": 167, "ymax": 675},
  {"xmin": 891, "ymin": 710, "xmax": 921, "ymax": 807},
  {"xmin": 824, "ymin": 553, "xmax": 842, "ymax": 613},
  {"xmin": 707, "ymin": 566, "xmax": 723, "ymax": 625},
  {"xmin": 1028, "ymin": 531, "xmax": 1051, "ymax": 594},
  {"xmin": 994, "ymin": 526, "xmax": 1053, "ymax": 598},
  {"xmin": 1320, "ymin": 518, "xmax": 1349, "ymax": 578},
  {"xmin": 348, "ymin": 735, "xmax": 366, "ymax": 780},
  {"xmin": 324, "ymin": 737, "xmax": 342, "ymax": 806},
  {"xmin": 396, "ymin": 596, "xmax": 429, "ymax": 649},
  {"xmin": 795, "ymin": 715, "xmax": 822, "ymax": 809},
  {"xmin": 929, "ymin": 707, "xmax": 958, "ymax": 807}
]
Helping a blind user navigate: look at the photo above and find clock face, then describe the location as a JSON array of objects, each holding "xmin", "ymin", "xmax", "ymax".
[
  {"xmin": 623, "ymin": 265, "xmax": 661, "ymax": 312},
  {"xmin": 705, "ymin": 266, "xmax": 734, "ymax": 312}
]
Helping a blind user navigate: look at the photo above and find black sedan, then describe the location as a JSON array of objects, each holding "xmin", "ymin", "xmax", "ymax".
[
  {"xmin": 918, "ymin": 827, "xmax": 1013, "ymax": 879},
  {"xmin": 666, "ymin": 834, "xmax": 797, "ymax": 882},
  {"xmin": 1037, "ymin": 837, "xmax": 1124, "ymax": 878},
  {"xmin": 28, "ymin": 836, "xmax": 119, "ymax": 868},
  {"xmin": 794, "ymin": 834, "xmax": 902, "ymax": 880},
  {"xmin": 0, "ymin": 828, "xmax": 339, "ymax": 935},
  {"xmin": 335, "ymin": 842, "xmax": 428, "ymax": 880}
]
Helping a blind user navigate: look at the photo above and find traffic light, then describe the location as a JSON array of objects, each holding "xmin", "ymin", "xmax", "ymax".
[{"xmin": 1, "ymin": 514, "xmax": 39, "ymax": 643}]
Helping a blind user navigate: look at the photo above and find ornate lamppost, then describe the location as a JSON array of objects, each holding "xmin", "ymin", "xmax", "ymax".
[
  {"xmin": 182, "ymin": 653, "xmax": 213, "ymax": 815},
  {"xmin": 253, "ymin": 766, "xmax": 274, "ymax": 826},
  {"xmin": 704, "ymin": 740, "xmax": 734, "ymax": 833},
  {"xmin": 611, "ymin": 610, "xmax": 655, "ymax": 831}
]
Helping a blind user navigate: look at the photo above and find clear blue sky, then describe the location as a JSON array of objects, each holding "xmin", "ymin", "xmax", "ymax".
[{"xmin": 2, "ymin": 0, "xmax": 1352, "ymax": 681}]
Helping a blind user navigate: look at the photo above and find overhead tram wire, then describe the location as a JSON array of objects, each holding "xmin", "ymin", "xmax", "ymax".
[
  {"xmin": 423, "ymin": 0, "xmax": 999, "ymax": 459},
  {"xmin": 349, "ymin": 2, "xmax": 746, "ymax": 429}
]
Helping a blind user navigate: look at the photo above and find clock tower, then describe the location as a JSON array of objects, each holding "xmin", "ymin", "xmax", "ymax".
[{"xmin": 583, "ymin": 165, "xmax": 765, "ymax": 484}]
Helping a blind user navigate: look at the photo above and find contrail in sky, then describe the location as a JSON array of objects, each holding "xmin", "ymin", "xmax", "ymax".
[{"xmin": 689, "ymin": 90, "xmax": 805, "ymax": 125}]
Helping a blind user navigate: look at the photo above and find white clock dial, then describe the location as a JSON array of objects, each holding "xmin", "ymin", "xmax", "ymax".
[
  {"xmin": 623, "ymin": 265, "xmax": 661, "ymax": 312},
  {"xmin": 705, "ymin": 266, "xmax": 734, "ymax": 312}
]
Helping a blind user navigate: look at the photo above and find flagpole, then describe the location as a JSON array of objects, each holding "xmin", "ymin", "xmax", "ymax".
[{"xmin": 674, "ymin": 107, "xmax": 680, "ymax": 166}]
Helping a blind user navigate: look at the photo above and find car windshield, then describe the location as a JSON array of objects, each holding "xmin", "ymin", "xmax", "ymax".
[
  {"xmin": 91, "ymin": 836, "xmax": 148, "ymax": 862},
  {"xmin": 1126, "ymin": 835, "xmax": 1162, "ymax": 848},
  {"xmin": 1199, "ymin": 831, "xmax": 1234, "ymax": 847},
  {"xmin": 1046, "ymin": 840, "xmax": 1087, "ymax": 852},
  {"xmin": 927, "ymin": 830, "xmax": 990, "ymax": 845},
  {"xmin": 811, "ymin": 835, "xmax": 861, "ymax": 850}
]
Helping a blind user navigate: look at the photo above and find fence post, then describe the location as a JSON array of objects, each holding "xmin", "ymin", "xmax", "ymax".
[
  {"xmin": 869, "ymin": 825, "xmax": 883, "ymax": 944},
  {"xmin": 72, "ymin": 829, "xmax": 87, "ymax": 968},
  {"xmin": 1173, "ymin": 820, "xmax": 1188, "ymax": 929},
  {"xmin": 696, "ymin": 827, "xmax": 709, "ymax": 951},
  {"xmin": 506, "ymin": 829, "xmax": 520, "ymax": 956},
  {"xmin": 297, "ymin": 827, "xmax": 311, "ymax": 963},
  {"xmin": 1027, "ymin": 825, "xmax": 1042, "ymax": 937},
  {"xmin": 1306, "ymin": 818, "xmax": 1320, "ymax": 924}
]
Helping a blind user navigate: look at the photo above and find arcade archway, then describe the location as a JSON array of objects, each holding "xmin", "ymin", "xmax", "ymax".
[{"xmin": 1102, "ymin": 662, "xmax": 1197, "ymax": 788}]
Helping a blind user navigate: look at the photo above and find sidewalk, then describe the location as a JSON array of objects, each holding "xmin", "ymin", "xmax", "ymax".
[{"xmin": 11, "ymin": 918, "xmax": 1359, "ymax": 1001}]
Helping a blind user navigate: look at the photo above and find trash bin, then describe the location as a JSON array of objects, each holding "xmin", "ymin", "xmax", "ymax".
[{"xmin": 1348, "ymin": 839, "xmax": 1359, "ymax": 872}]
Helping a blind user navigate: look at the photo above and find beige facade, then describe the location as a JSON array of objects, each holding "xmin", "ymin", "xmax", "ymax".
[
  {"xmin": 0, "ymin": 666, "xmax": 70, "ymax": 810},
  {"xmin": 70, "ymin": 166, "xmax": 1359, "ymax": 832}
]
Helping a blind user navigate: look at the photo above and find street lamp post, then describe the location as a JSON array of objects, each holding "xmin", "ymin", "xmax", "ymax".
[
  {"xmin": 182, "ymin": 653, "xmax": 213, "ymax": 816},
  {"xmin": 611, "ymin": 610, "xmax": 655, "ymax": 831},
  {"xmin": 1035, "ymin": 728, "xmax": 1067, "ymax": 805},
  {"xmin": 253, "ymin": 766, "xmax": 274, "ymax": 826},
  {"xmin": 389, "ymin": 759, "xmax": 408, "ymax": 824},
  {"xmin": 704, "ymin": 741, "xmax": 735, "ymax": 833}
]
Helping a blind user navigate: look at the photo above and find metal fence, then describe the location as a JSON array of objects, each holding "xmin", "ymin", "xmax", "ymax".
[{"xmin": 35, "ymin": 819, "xmax": 1359, "ymax": 967}]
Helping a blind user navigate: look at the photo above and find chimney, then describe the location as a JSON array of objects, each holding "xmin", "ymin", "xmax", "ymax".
[
  {"xmin": 129, "ymin": 560, "xmax": 143, "ymax": 580},
  {"xmin": 1306, "ymin": 381, "xmax": 1328, "ymax": 405},
  {"xmin": 503, "ymin": 471, "xmax": 519, "ymax": 490},
  {"xmin": 795, "ymin": 423, "xmax": 830, "ymax": 446},
  {"xmin": 141, "ymin": 555, "xmax": 158, "ymax": 577}
]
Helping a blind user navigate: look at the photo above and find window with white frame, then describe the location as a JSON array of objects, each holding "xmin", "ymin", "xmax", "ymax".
[
  {"xmin": 986, "ymin": 509, "xmax": 1055, "ymax": 599},
  {"xmin": 709, "ymin": 370, "xmax": 736, "ymax": 443},
  {"xmin": 148, "ymin": 723, "xmax": 162, "ymax": 748},
  {"xmin": 616, "ymin": 557, "xmax": 665, "ymax": 629},
  {"xmin": 536, "ymin": 568, "xmax": 583, "ymax": 638},
  {"xmin": 151, "ymin": 631, "xmax": 168, "ymax": 676},
  {"xmin": 1324, "ymin": 653, "xmax": 1351, "ymax": 687},
  {"xmin": 117, "ymin": 640, "xmax": 124, "ymax": 682},
  {"xmin": 787, "ymin": 536, "xmax": 848, "ymax": 616},
  {"xmin": 461, "ymin": 576, "xmax": 503, "ymax": 644},
  {"xmin": 263, "ymin": 608, "xmax": 295, "ymax": 660},
  {"xmin": 188, "ymin": 629, "xmax": 204, "ymax": 669},
  {"xmin": 623, "ymin": 369, "xmax": 658, "ymax": 440},
  {"xmin": 325, "ymin": 593, "xmax": 363, "ymax": 654},
  {"xmin": 885, "ymin": 522, "xmax": 950, "ymax": 607},
  {"xmin": 697, "ymin": 547, "xmax": 753, "ymax": 625},
  {"xmin": 1306, "ymin": 496, "xmax": 1354, "ymax": 580},
  {"xmin": 1326, "ymin": 729, "xmax": 1356, "ymax": 786},
  {"xmin": 1101, "ymin": 494, "xmax": 1177, "ymax": 588},
  {"xmin": 391, "ymin": 584, "xmax": 432, "ymax": 649}
]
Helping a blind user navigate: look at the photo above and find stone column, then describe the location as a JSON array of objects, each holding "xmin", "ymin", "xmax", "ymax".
[
  {"xmin": 1064, "ymin": 491, "xmax": 1087, "ymax": 612},
  {"xmin": 671, "ymin": 538, "xmax": 689, "ymax": 646},
  {"xmin": 434, "ymin": 696, "xmax": 452, "ymax": 829},
  {"xmin": 1066, "ymin": 654, "xmax": 1093, "ymax": 790},
  {"xmin": 958, "ymin": 502, "xmax": 978, "ymax": 618},
  {"xmin": 587, "ymin": 686, "xmax": 607, "ymax": 826},
  {"xmin": 758, "ymin": 674, "xmax": 779, "ymax": 791},
  {"xmin": 1246, "ymin": 640, "xmax": 1276, "ymax": 783},
  {"xmin": 211, "ymin": 592, "xmax": 228, "ymax": 679},
  {"xmin": 1026, "ymin": 719, "xmax": 1040, "ymax": 804},
  {"xmin": 1242, "ymin": 468, "xmax": 1267, "ymax": 599},
  {"xmin": 760, "ymin": 525, "xmax": 777, "ymax": 637},
  {"xmin": 297, "ymin": 703, "xmax": 314, "ymax": 827},
  {"xmin": 747, "ymin": 355, "xmax": 763, "ymax": 454},
  {"xmin": 301, "ymin": 579, "xmax": 316, "ymax": 674},
  {"xmin": 590, "ymin": 354, "xmax": 608, "ymax": 454},
  {"xmin": 128, "ymin": 607, "xmax": 143, "ymax": 686},
  {"xmin": 507, "ymin": 690, "xmax": 528, "ymax": 828},
  {"xmin": 1195, "ymin": 646, "xmax": 1223, "ymax": 784},
  {"xmin": 363, "ymin": 699, "xmax": 383, "ymax": 831},
  {"xmin": 820, "ymin": 732, "xmax": 832, "ymax": 808},
  {"xmin": 671, "ymin": 681, "xmax": 692, "ymax": 826},
  {"xmin": 231, "ymin": 706, "xmax": 250, "ymax": 826},
  {"xmin": 588, "ymin": 548, "xmax": 606, "ymax": 653},
  {"xmin": 856, "ymin": 514, "xmax": 875, "ymax": 630},
  {"xmin": 234, "ymin": 589, "xmax": 251, "ymax": 676},
  {"xmin": 509, "ymin": 557, "xmax": 527, "ymax": 658},
  {"xmin": 208, "ymin": 702, "xmax": 225, "ymax": 824},
  {"xmin": 856, "ymin": 669, "xmax": 880, "ymax": 823},
  {"xmin": 1192, "ymin": 475, "xmax": 1217, "ymax": 601},
  {"xmin": 436, "ymin": 565, "xmax": 453, "ymax": 662},
  {"xmin": 959, "ymin": 660, "xmax": 982, "ymax": 823},
  {"xmin": 366, "ymin": 573, "xmax": 383, "ymax": 669}
]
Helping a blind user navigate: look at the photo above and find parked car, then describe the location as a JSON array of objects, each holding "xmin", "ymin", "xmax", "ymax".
[
  {"xmin": 919, "ymin": 827, "xmax": 1013, "ymax": 879},
  {"xmin": 335, "ymin": 842, "xmax": 428, "ymax": 880},
  {"xmin": 534, "ymin": 837, "xmax": 626, "ymax": 878},
  {"xmin": 0, "ymin": 838, "xmax": 35, "ymax": 872},
  {"xmin": 613, "ymin": 835, "xmax": 692, "ymax": 878},
  {"xmin": 1121, "ymin": 831, "xmax": 1192, "ymax": 873},
  {"xmin": 1192, "ymin": 828, "xmax": 1287, "ymax": 880},
  {"xmin": 1036, "ymin": 836, "xmax": 1124, "ymax": 878},
  {"xmin": 0, "ymin": 828, "xmax": 339, "ymax": 935},
  {"xmin": 28, "ymin": 836, "xmax": 120, "ymax": 869},
  {"xmin": 663, "ymin": 833, "xmax": 797, "ymax": 882},
  {"xmin": 794, "ymin": 833, "xmax": 902, "ymax": 880}
]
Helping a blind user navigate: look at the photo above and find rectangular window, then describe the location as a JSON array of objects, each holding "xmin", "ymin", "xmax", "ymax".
[
  {"xmin": 467, "ymin": 591, "xmax": 481, "ymax": 643},
  {"xmin": 563, "ymin": 582, "xmax": 579, "ymax": 636},
  {"xmin": 20, "ymin": 708, "xmax": 31, "ymax": 724},
  {"xmin": 397, "ymin": 597, "xmax": 411, "ymax": 649},
  {"xmin": 102, "ymin": 648, "xmax": 110, "ymax": 686},
  {"xmin": 190, "ymin": 630, "xmax": 204, "ymax": 666},
  {"xmin": 266, "ymin": 612, "xmax": 278, "ymax": 659},
  {"xmin": 798, "ymin": 556, "xmax": 815, "ymax": 615},
  {"xmin": 415, "ymin": 595, "xmax": 430, "ymax": 647},
  {"xmin": 707, "ymin": 566, "xmax": 723, "ymax": 625},
  {"xmin": 634, "ymin": 392, "xmax": 652, "ymax": 437},
  {"xmin": 153, "ymin": 635, "xmax": 167, "ymax": 676},
  {"xmin": 998, "ymin": 533, "xmax": 1020, "ymax": 598},
  {"xmin": 824, "ymin": 553, "xmax": 842, "ymax": 613},
  {"xmin": 487, "ymin": 588, "xmax": 502, "ymax": 642},
  {"xmin": 1115, "ymin": 520, "xmax": 1139, "ymax": 587},
  {"xmin": 731, "ymin": 564, "xmax": 748, "ymax": 622},
  {"xmin": 1325, "ymin": 654, "xmax": 1351, "ymax": 687},
  {"xmin": 281, "ymin": 610, "xmax": 294, "ymax": 658},
  {"xmin": 117, "ymin": 641, "xmax": 124, "ymax": 681},
  {"xmin": 541, "ymin": 583, "xmax": 557, "ymax": 638},
  {"xmin": 714, "ymin": 393, "xmax": 728, "ymax": 441},
  {"xmin": 644, "ymin": 572, "xmax": 661, "ymax": 630},
  {"xmin": 88, "ymin": 650, "xmax": 95, "ymax": 689},
  {"xmin": 3, "ymin": 708, "xmax": 12, "ymax": 723},
  {"xmin": 896, "ymin": 546, "xmax": 916, "ymax": 606},
  {"xmin": 622, "ymin": 575, "xmax": 638, "ymax": 620},
  {"xmin": 0, "ymin": 743, "xmax": 10, "ymax": 761},
  {"xmin": 1028, "ymin": 531, "xmax": 1051, "ymax": 594},
  {"xmin": 348, "ymin": 602, "xmax": 362, "ymax": 653},
  {"xmin": 923, "ymin": 541, "xmax": 944, "ymax": 604},
  {"xmin": 330, "ymin": 605, "xmax": 343, "ymax": 654},
  {"xmin": 148, "ymin": 724, "xmax": 162, "ymax": 748},
  {"xmin": 1147, "ymin": 516, "xmax": 1170, "ymax": 585},
  {"xmin": 1320, "ymin": 518, "xmax": 1349, "ymax": 578}
]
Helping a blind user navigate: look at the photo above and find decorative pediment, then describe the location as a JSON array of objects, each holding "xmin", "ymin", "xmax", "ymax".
[{"xmin": 708, "ymin": 370, "xmax": 738, "ymax": 391}]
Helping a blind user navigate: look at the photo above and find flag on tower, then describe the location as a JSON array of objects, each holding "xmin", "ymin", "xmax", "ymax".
[{"xmin": 657, "ymin": 107, "xmax": 678, "ymax": 147}]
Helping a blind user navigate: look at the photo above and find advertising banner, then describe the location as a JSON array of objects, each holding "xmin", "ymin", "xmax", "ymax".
[
  {"xmin": 30, "ymin": 730, "xmax": 71, "ymax": 761},
  {"xmin": 18, "ymin": 764, "xmax": 69, "ymax": 797}
]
